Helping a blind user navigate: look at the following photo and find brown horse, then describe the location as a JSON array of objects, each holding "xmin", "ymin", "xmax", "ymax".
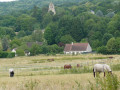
[
  {"xmin": 64, "ymin": 64, "xmax": 72, "ymax": 69},
  {"xmin": 77, "ymin": 64, "xmax": 80, "ymax": 67}
]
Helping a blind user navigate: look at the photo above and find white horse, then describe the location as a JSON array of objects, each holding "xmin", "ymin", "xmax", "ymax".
[{"xmin": 93, "ymin": 64, "xmax": 112, "ymax": 77}]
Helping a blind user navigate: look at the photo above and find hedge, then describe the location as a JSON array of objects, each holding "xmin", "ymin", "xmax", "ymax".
[{"xmin": 0, "ymin": 51, "xmax": 15, "ymax": 58}]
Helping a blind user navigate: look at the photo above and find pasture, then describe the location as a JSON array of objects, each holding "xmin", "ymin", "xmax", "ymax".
[{"xmin": 0, "ymin": 54, "xmax": 120, "ymax": 90}]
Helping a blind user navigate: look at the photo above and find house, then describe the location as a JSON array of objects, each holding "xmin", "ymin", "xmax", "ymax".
[
  {"xmin": 64, "ymin": 43, "xmax": 92, "ymax": 55},
  {"xmin": 11, "ymin": 48, "xmax": 17, "ymax": 56}
]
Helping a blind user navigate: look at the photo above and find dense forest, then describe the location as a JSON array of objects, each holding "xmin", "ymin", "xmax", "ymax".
[{"xmin": 0, "ymin": 0, "xmax": 120, "ymax": 56}]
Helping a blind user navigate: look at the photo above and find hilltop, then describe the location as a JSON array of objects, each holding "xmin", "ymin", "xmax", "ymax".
[{"xmin": 0, "ymin": 0, "xmax": 82, "ymax": 15}]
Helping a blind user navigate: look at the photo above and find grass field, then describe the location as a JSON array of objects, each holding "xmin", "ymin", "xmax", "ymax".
[{"xmin": 0, "ymin": 54, "xmax": 120, "ymax": 90}]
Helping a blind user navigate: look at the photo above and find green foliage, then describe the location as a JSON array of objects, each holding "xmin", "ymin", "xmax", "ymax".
[
  {"xmin": 0, "ymin": 51, "xmax": 15, "ymax": 58},
  {"xmin": 15, "ymin": 14, "xmax": 36, "ymax": 35},
  {"xmin": 10, "ymin": 38, "xmax": 21, "ymax": 49},
  {"xmin": 32, "ymin": 30, "xmax": 43, "ymax": 42},
  {"xmin": 96, "ymin": 10, "xmax": 104, "ymax": 17},
  {"xmin": 44, "ymin": 23, "xmax": 58, "ymax": 45},
  {"xmin": 89, "ymin": 74, "xmax": 120, "ymax": 90},
  {"xmin": 106, "ymin": 38, "xmax": 120, "ymax": 54},
  {"xmin": 16, "ymin": 49, "xmax": 25, "ymax": 56},
  {"xmin": 59, "ymin": 66, "xmax": 92, "ymax": 74},
  {"xmin": 102, "ymin": 33, "xmax": 113, "ymax": 45},
  {"xmin": 0, "ymin": 0, "xmax": 120, "ymax": 54},
  {"xmin": 30, "ymin": 44, "xmax": 40, "ymax": 56},
  {"xmin": 60, "ymin": 35, "xmax": 75, "ymax": 44},
  {"xmin": 7, "ymin": 52, "xmax": 15, "ymax": 58},
  {"xmin": 2, "ymin": 37, "xmax": 9, "ymax": 51},
  {"xmin": 97, "ymin": 46, "xmax": 108, "ymax": 54}
]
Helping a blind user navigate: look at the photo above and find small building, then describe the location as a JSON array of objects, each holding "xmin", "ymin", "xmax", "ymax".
[
  {"xmin": 11, "ymin": 48, "xmax": 17, "ymax": 56},
  {"xmin": 64, "ymin": 43, "xmax": 92, "ymax": 55}
]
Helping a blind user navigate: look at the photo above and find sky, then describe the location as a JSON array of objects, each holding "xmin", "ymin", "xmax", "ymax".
[{"xmin": 0, "ymin": 0, "xmax": 18, "ymax": 2}]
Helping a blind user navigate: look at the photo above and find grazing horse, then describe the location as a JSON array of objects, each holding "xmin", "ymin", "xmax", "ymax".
[
  {"xmin": 47, "ymin": 59, "xmax": 54, "ymax": 62},
  {"xmin": 64, "ymin": 64, "xmax": 72, "ymax": 69},
  {"xmin": 108, "ymin": 56, "xmax": 113, "ymax": 59},
  {"xmin": 93, "ymin": 64, "xmax": 112, "ymax": 77},
  {"xmin": 77, "ymin": 64, "xmax": 80, "ymax": 67}
]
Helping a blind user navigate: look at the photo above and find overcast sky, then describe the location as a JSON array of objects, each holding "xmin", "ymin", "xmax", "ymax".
[{"xmin": 0, "ymin": 0, "xmax": 18, "ymax": 2}]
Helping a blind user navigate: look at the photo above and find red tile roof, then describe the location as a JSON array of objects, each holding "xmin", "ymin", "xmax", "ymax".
[{"xmin": 64, "ymin": 43, "xmax": 89, "ymax": 51}]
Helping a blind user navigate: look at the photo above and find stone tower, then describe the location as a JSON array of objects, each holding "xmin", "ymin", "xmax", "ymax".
[{"xmin": 48, "ymin": 2, "xmax": 56, "ymax": 15}]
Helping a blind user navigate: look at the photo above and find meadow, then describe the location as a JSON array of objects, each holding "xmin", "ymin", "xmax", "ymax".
[{"xmin": 0, "ymin": 54, "xmax": 120, "ymax": 90}]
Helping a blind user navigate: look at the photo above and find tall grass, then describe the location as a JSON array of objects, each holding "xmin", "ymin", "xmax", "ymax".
[
  {"xmin": 89, "ymin": 73, "xmax": 120, "ymax": 90},
  {"xmin": 112, "ymin": 64, "xmax": 120, "ymax": 71},
  {"xmin": 59, "ymin": 66, "xmax": 92, "ymax": 74}
]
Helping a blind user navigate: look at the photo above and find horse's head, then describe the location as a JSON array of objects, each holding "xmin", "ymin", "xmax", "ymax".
[{"xmin": 108, "ymin": 71, "xmax": 112, "ymax": 75}]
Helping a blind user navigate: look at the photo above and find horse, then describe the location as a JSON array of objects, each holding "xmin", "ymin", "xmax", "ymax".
[
  {"xmin": 93, "ymin": 64, "xmax": 112, "ymax": 77},
  {"xmin": 9, "ymin": 68, "xmax": 14, "ymax": 77},
  {"xmin": 108, "ymin": 56, "xmax": 113, "ymax": 59},
  {"xmin": 64, "ymin": 64, "xmax": 72, "ymax": 69},
  {"xmin": 77, "ymin": 64, "xmax": 82, "ymax": 68},
  {"xmin": 47, "ymin": 59, "xmax": 54, "ymax": 62}
]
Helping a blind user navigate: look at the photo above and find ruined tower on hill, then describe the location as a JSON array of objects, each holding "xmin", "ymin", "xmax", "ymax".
[{"xmin": 48, "ymin": 2, "xmax": 56, "ymax": 15}]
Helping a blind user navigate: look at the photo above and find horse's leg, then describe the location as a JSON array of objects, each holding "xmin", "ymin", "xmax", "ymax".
[
  {"xmin": 93, "ymin": 68, "xmax": 95, "ymax": 77},
  {"xmin": 93, "ymin": 72, "xmax": 95, "ymax": 77},
  {"xmin": 104, "ymin": 72, "xmax": 105, "ymax": 77}
]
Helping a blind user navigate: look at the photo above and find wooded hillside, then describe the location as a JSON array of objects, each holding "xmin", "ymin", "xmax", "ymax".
[{"xmin": 0, "ymin": 0, "xmax": 120, "ymax": 55}]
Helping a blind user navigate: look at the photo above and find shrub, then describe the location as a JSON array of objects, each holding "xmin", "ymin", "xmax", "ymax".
[
  {"xmin": 97, "ymin": 46, "xmax": 108, "ymax": 54},
  {"xmin": 89, "ymin": 74, "xmax": 120, "ymax": 90},
  {"xmin": 7, "ymin": 52, "xmax": 15, "ymax": 58},
  {"xmin": 16, "ymin": 49, "xmax": 25, "ymax": 56},
  {"xmin": 0, "ymin": 51, "xmax": 15, "ymax": 58}
]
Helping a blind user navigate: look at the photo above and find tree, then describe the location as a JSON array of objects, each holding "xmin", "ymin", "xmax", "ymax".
[
  {"xmin": 97, "ymin": 46, "xmax": 108, "ymax": 54},
  {"xmin": 16, "ymin": 49, "xmax": 25, "ymax": 56},
  {"xmin": 32, "ymin": 30, "xmax": 43, "ymax": 42},
  {"xmin": 17, "ymin": 30, "xmax": 26, "ymax": 38},
  {"xmin": 41, "ymin": 13, "xmax": 53, "ymax": 29},
  {"xmin": 102, "ymin": 33, "xmax": 113, "ymax": 45},
  {"xmin": 107, "ymin": 14, "xmax": 120, "ymax": 35},
  {"xmin": 106, "ymin": 38, "xmax": 116, "ymax": 53},
  {"xmin": 96, "ymin": 10, "xmax": 104, "ymax": 17},
  {"xmin": 70, "ymin": 17, "xmax": 85, "ymax": 42},
  {"xmin": 44, "ymin": 23, "xmax": 58, "ymax": 45},
  {"xmin": 10, "ymin": 39, "xmax": 21, "ymax": 49},
  {"xmin": 2, "ymin": 37, "xmax": 9, "ymax": 51},
  {"xmin": 106, "ymin": 12, "xmax": 115, "ymax": 18},
  {"xmin": 60, "ymin": 35, "xmax": 75, "ymax": 44},
  {"xmin": 15, "ymin": 14, "xmax": 36, "ymax": 35},
  {"xmin": 30, "ymin": 44, "xmax": 40, "ymax": 56}
]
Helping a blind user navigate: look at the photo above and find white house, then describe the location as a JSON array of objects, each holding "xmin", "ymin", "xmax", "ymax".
[
  {"xmin": 64, "ymin": 43, "xmax": 92, "ymax": 55},
  {"xmin": 11, "ymin": 48, "xmax": 17, "ymax": 56}
]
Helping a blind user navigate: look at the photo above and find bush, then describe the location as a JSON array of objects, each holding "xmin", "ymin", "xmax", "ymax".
[
  {"xmin": 7, "ymin": 52, "xmax": 15, "ymax": 58},
  {"xmin": 97, "ymin": 46, "xmax": 108, "ymax": 54},
  {"xmin": 16, "ymin": 49, "xmax": 25, "ymax": 56},
  {"xmin": 0, "ymin": 51, "xmax": 15, "ymax": 58}
]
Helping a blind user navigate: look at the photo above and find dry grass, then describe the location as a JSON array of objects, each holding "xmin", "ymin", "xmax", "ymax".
[{"xmin": 0, "ymin": 54, "xmax": 120, "ymax": 90}]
